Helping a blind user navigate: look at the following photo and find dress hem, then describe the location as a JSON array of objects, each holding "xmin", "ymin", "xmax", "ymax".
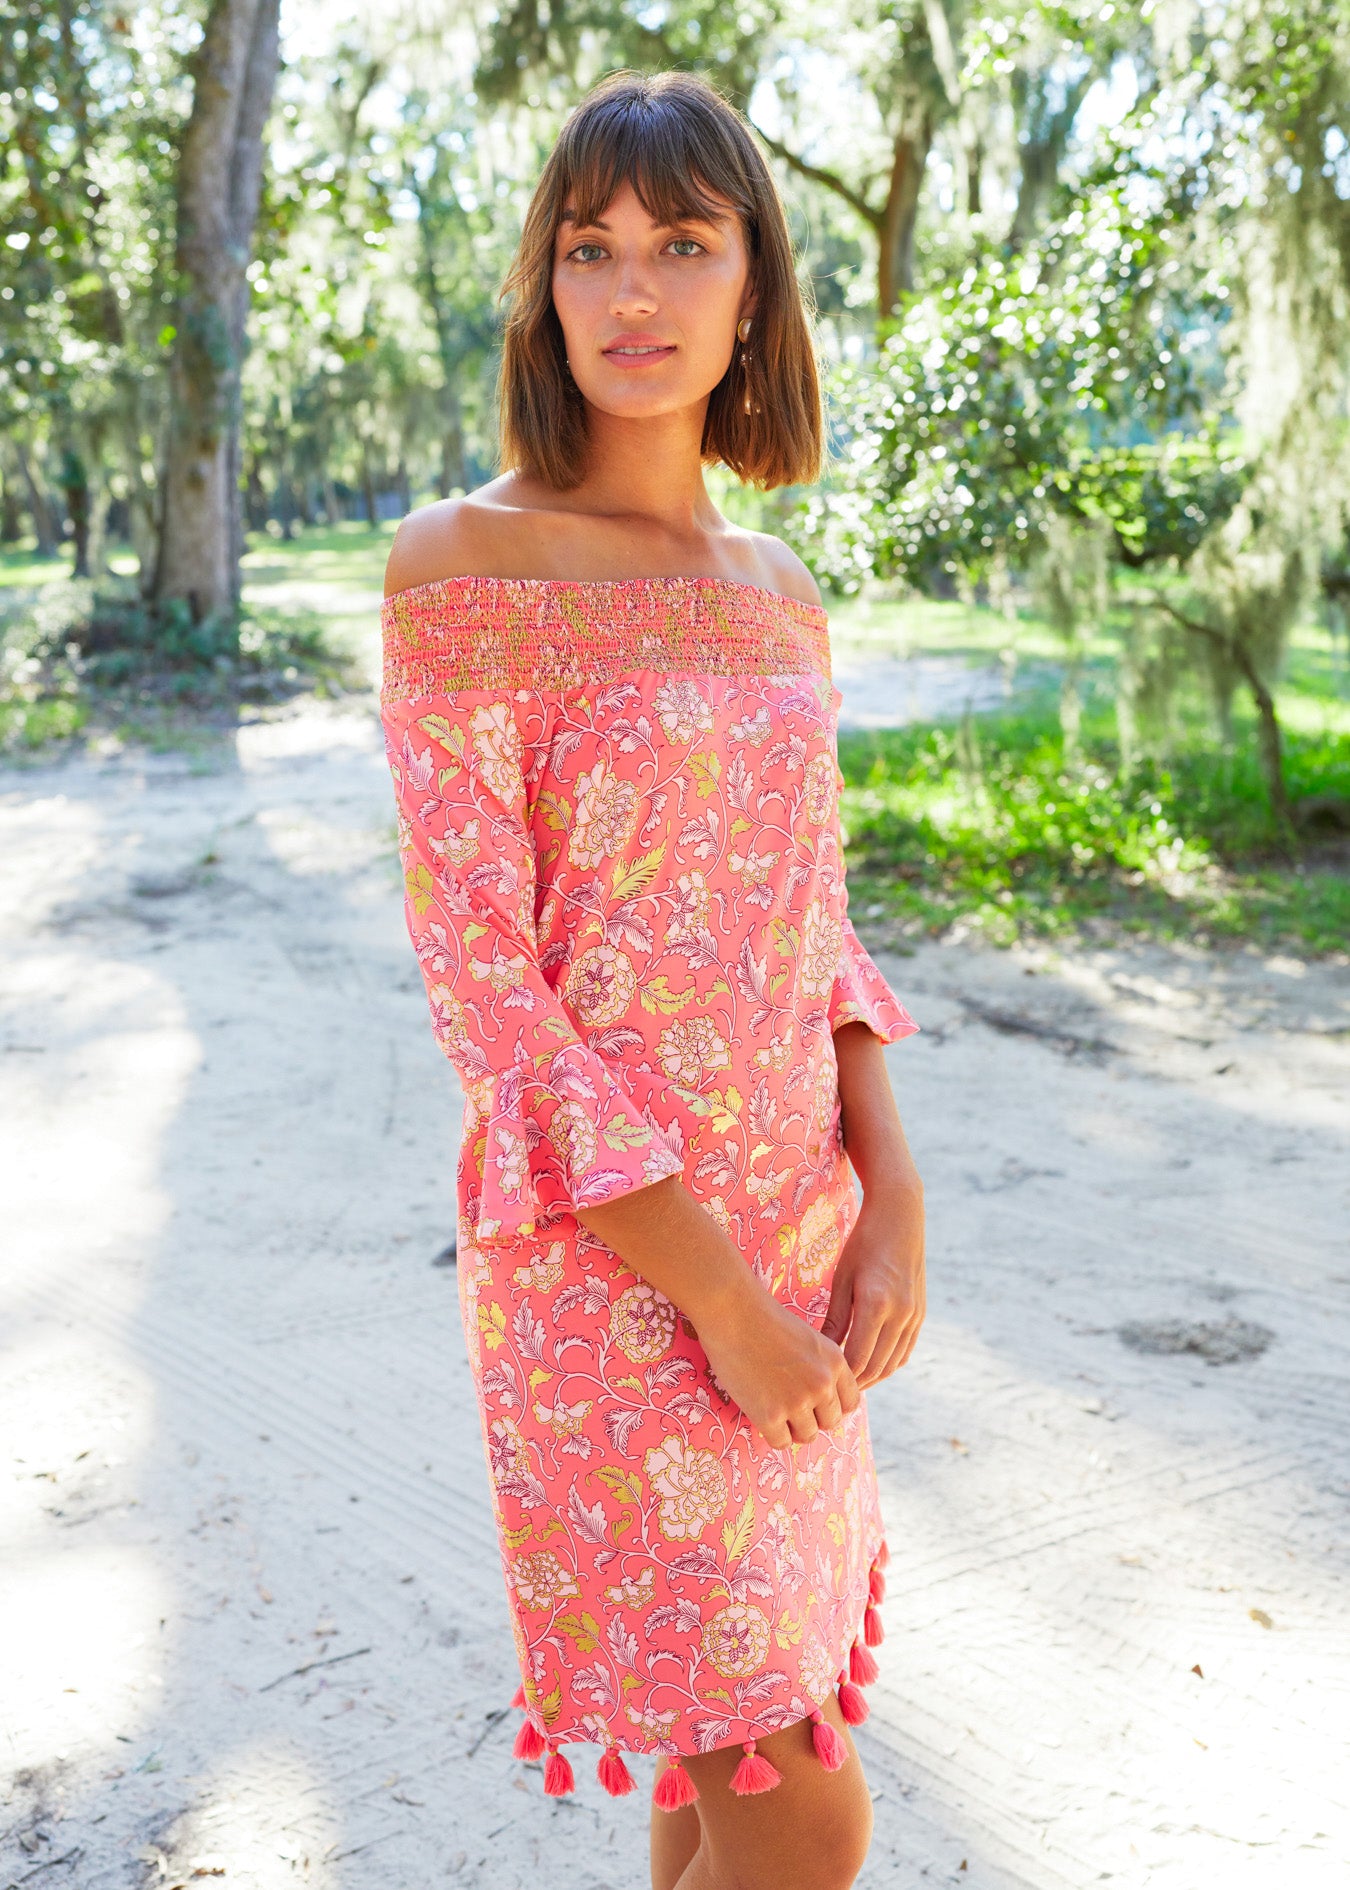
[{"xmin": 509, "ymin": 1532, "xmax": 889, "ymax": 1795}]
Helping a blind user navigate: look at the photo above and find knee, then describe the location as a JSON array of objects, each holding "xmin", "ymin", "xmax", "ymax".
[
  {"xmin": 798, "ymin": 1788, "xmax": 873, "ymax": 1890},
  {"xmin": 722, "ymin": 1784, "xmax": 872, "ymax": 1890}
]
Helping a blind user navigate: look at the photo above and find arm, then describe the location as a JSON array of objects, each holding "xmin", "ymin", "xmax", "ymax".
[
  {"xmin": 382, "ymin": 682, "xmax": 689, "ymax": 1245},
  {"xmin": 821, "ymin": 1021, "xmax": 926, "ymax": 1386},
  {"xmin": 575, "ymin": 1177, "xmax": 861, "ymax": 1452}
]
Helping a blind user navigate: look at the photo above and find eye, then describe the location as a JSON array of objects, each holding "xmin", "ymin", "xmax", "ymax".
[
  {"xmin": 567, "ymin": 240, "xmax": 606, "ymax": 263},
  {"xmin": 668, "ymin": 236, "xmax": 705, "ymax": 257}
]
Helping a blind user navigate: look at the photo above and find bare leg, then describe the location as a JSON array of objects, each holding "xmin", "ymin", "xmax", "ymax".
[
  {"xmin": 650, "ymin": 1758, "xmax": 703, "ymax": 1890},
  {"xmin": 665, "ymin": 1691, "xmax": 873, "ymax": 1890}
]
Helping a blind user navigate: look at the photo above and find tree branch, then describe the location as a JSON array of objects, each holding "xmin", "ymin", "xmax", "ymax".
[
  {"xmin": 750, "ymin": 125, "xmax": 881, "ymax": 230},
  {"xmin": 1152, "ymin": 591, "xmax": 1292, "ymax": 828}
]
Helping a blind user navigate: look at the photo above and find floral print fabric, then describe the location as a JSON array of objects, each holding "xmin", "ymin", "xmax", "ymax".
[{"xmin": 381, "ymin": 576, "xmax": 917, "ymax": 1763}]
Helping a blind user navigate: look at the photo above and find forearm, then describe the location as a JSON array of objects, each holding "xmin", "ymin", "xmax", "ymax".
[
  {"xmin": 833, "ymin": 1020, "xmax": 922, "ymax": 1204},
  {"xmin": 574, "ymin": 1174, "xmax": 768, "ymax": 1329}
]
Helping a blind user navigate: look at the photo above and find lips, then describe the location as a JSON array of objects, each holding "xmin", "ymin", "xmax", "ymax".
[{"xmin": 601, "ymin": 334, "xmax": 677, "ymax": 367}]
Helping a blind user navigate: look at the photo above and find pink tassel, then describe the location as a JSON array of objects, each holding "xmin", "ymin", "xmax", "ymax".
[
  {"xmin": 543, "ymin": 1744, "xmax": 575, "ymax": 1796},
  {"xmin": 810, "ymin": 1709, "xmax": 847, "ymax": 1771},
  {"xmin": 849, "ymin": 1638, "xmax": 879, "ymax": 1686},
  {"xmin": 838, "ymin": 1677, "xmax": 869, "ymax": 1725},
  {"xmin": 729, "ymin": 1738, "xmax": 782, "ymax": 1795},
  {"xmin": 876, "ymin": 1539, "xmax": 890, "ymax": 1570},
  {"xmin": 598, "ymin": 1745, "xmax": 636, "ymax": 1797},
  {"xmin": 868, "ymin": 1566, "xmax": 886, "ymax": 1604},
  {"xmin": 510, "ymin": 1682, "xmax": 526, "ymax": 1708},
  {"xmin": 653, "ymin": 1756, "xmax": 700, "ymax": 1810},
  {"xmin": 863, "ymin": 1603, "xmax": 884, "ymax": 1647},
  {"xmin": 512, "ymin": 1718, "xmax": 546, "ymax": 1761}
]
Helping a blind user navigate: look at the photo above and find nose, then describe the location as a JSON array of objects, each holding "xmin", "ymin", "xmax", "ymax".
[{"xmin": 609, "ymin": 249, "xmax": 660, "ymax": 319}]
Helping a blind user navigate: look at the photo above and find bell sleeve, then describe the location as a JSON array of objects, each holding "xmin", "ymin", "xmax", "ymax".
[
  {"xmin": 382, "ymin": 689, "xmax": 686, "ymax": 1248},
  {"xmin": 828, "ymin": 909, "xmax": 920, "ymax": 1045}
]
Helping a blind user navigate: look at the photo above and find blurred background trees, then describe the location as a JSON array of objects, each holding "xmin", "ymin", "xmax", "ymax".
[{"xmin": 3, "ymin": 0, "xmax": 1349, "ymax": 881}]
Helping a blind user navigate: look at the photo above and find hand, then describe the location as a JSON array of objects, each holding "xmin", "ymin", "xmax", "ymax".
[
  {"xmin": 696, "ymin": 1277, "xmax": 861, "ymax": 1450},
  {"xmin": 577, "ymin": 1175, "xmax": 861, "ymax": 1448},
  {"xmin": 820, "ymin": 1180, "xmax": 925, "ymax": 1389}
]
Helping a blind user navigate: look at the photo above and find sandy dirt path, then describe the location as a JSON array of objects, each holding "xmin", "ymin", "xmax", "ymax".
[{"xmin": 2, "ymin": 697, "xmax": 1347, "ymax": 1890}]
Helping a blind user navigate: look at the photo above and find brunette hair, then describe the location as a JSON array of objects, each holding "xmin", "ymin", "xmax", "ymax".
[{"xmin": 497, "ymin": 70, "xmax": 822, "ymax": 491}]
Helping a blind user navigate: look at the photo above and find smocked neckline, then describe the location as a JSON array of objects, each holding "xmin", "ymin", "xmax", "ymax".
[{"xmin": 382, "ymin": 571, "xmax": 828, "ymax": 624}]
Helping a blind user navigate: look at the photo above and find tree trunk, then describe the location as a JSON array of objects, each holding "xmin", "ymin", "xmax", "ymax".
[
  {"xmin": 110, "ymin": 381, "xmax": 160, "ymax": 591},
  {"xmin": 0, "ymin": 464, "xmax": 20, "ymax": 543},
  {"xmin": 1008, "ymin": 74, "xmax": 1093, "ymax": 252},
  {"xmin": 244, "ymin": 460, "xmax": 269, "ymax": 531},
  {"xmin": 412, "ymin": 194, "xmax": 472, "ymax": 500},
  {"xmin": 440, "ymin": 424, "xmax": 465, "ymax": 499},
  {"xmin": 86, "ymin": 484, "xmax": 111, "ymax": 582},
  {"xmin": 1247, "ymin": 667, "xmax": 1293, "ymax": 832},
  {"xmin": 120, "ymin": 426, "xmax": 159, "ymax": 589},
  {"xmin": 437, "ymin": 371, "xmax": 466, "ymax": 496},
  {"xmin": 154, "ymin": 0, "xmax": 281, "ymax": 631},
  {"xmin": 14, "ymin": 441, "xmax": 61, "ymax": 557},
  {"xmin": 965, "ymin": 134, "xmax": 983, "ymax": 218},
  {"xmin": 60, "ymin": 448, "xmax": 92, "ymax": 579},
  {"xmin": 877, "ymin": 119, "xmax": 933, "ymax": 317}
]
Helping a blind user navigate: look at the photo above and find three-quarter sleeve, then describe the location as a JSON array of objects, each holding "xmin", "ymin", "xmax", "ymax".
[
  {"xmin": 382, "ymin": 690, "xmax": 685, "ymax": 1248},
  {"xmin": 828, "ymin": 912, "xmax": 920, "ymax": 1046}
]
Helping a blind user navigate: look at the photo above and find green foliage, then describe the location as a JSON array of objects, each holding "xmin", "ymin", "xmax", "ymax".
[
  {"xmin": 1065, "ymin": 442, "xmax": 1248, "ymax": 570},
  {"xmin": 0, "ymin": 574, "xmax": 358, "ymax": 751},
  {"xmin": 0, "ymin": 2, "xmax": 186, "ymax": 551},
  {"xmin": 796, "ymin": 185, "xmax": 1237, "ymax": 590},
  {"xmin": 838, "ymin": 701, "xmax": 1350, "ymax": 954}
]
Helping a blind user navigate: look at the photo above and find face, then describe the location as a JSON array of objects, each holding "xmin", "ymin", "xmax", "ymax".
[{"xmin": 551, "ymin": 178, "xmax": 755, "ymax": 423}]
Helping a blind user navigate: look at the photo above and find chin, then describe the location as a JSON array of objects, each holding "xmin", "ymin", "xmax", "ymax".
[{"xmin": 583, "ymin": 381, "xmax": 712, "ymax": 422}]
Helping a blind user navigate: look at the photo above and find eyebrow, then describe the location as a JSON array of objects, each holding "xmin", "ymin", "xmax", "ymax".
[{"xmin": 558, "ymin": 206, "xmax": 728, "ymax": 229}]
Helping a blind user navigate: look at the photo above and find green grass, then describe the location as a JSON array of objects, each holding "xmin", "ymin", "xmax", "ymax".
[
  {"xmin": 241, "ymin": 516, "xmax": 397, "ymax": 589},
  {"xmin": 839, "ymin": 697, "xmax": 1350, "ymax": 955},
  {"xmin": 240, "ymin": 519, "xmax": 395, "ymax": 688}
]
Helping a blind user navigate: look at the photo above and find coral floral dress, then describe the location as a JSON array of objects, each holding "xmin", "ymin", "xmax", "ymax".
[{"xmin": 380, "ymin": 575, "xmax": 918, "ymax": 1808}]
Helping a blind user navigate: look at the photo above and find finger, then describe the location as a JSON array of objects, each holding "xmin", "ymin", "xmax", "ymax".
[
  {"xmin": 787, "ymin": 1410, "xmax": 820, "ymax": 1446},
  {"xmin": 842, "ymin": 1302, "xmax": 886, "ymax": 1380},
  {"xmin": 814, "ymin": 1392, "xmax": 844, "ymax": 1432},
  {"xmin": 836, "ymin": 1367, "xmax": 862, "ymax": 1417},
  {"xmin": 847, "ymin": 1315, "xmax": 900, "ymax": 1391},
  {"xmin": 819, "ymin": 1270, "xmax": 855, "ymax": 1345},
  {"xmin": 876, "ymin": 1317, "xmax": 921, "ymax": 1381},
  {"xmin": 895, "ymin": 1298, "xmax": 926, "ymax": 1367},
  {"xmin": 870, "ymin": 1333, "xmax": 908, "ymax": 1384}
]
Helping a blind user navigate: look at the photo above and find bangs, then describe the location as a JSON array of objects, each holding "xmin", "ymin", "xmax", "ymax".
[{"xmin": 558, "ymin": 93, "xmax": 754, "ymax": 241}]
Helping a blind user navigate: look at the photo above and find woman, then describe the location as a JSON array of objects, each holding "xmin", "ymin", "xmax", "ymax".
[{"xmin": 381, "ymin": 69, "xmax": 925, "ymax": 1890}]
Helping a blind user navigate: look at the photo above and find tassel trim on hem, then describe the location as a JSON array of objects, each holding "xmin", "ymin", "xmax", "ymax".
[
  {"xmin": 729, "ymin": 1738, "xmax": 783, "ymax": 1795},
  {"xmin": 598, "ymin": 1742, "xmax": 637, "ymax": 1797},
  {"xmin": 543, "ymin": 1742, "xmax": 574, "ymax": 1796},
  {"xmin": 511, "ymin": 1536, "xmax": 887, "ymax": 1806},
  {"xmin": 653, "ymin": 1756, "xmax": 700, "ymax": 1810},
  {"xmin": 809, "ymin": 1707, "xmax": 848, "ymax": 1770}
]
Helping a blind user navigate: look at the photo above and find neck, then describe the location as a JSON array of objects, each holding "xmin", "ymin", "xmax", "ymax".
[{"xmin": 565, "ymin": 399, "xmax": 721, "ymax": 536}]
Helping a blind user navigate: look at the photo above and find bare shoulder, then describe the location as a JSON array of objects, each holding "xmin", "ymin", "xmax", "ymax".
[
  {"xmin": 383, "ymin": 478, "xmax": 536, "ymax": 599},
  {"xmin": 745, "ymin": 530, "xmax": 824, "ymax": 610}
]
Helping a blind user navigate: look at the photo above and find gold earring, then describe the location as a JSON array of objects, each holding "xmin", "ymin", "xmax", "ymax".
[{"xmin": 737, "ymin": 317, "xmax": 753, "ymax": 414}]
